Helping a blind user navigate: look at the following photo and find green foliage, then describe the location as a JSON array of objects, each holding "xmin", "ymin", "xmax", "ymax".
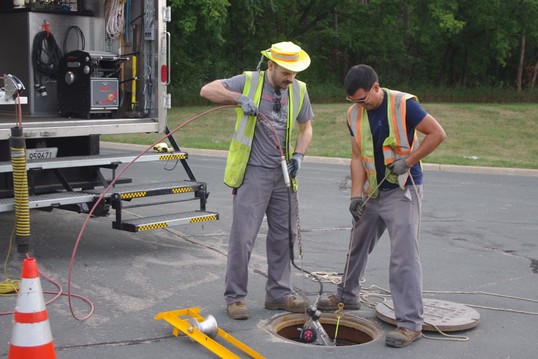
[
  {"xmin": 168, "ymin": 0, "xmax": 230, "ymax": 105},
  {"xmin": 166, "ymin": 0, "xmax": 538, "ymax": 105}
]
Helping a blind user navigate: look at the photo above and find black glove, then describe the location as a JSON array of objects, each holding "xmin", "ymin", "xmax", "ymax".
[
  {"xmin": 287, "ymin": 152, "xmax": 303, "ymax": 178},
  {"xmin": 237, "ymin": 95, "xmax": 258, "ymax": 116},
  {"xmin": 349, "ymin": 197, "xmax": 365, "ymax": 222},
  {"xmin": 388, "ymin": 158, "xmax": 411, "ymax": 175}
]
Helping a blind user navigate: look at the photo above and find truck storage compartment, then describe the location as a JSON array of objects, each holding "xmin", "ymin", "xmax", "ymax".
[{"xmin": 0, "ymin": 1, "xmax": 218, "ymax": 253}]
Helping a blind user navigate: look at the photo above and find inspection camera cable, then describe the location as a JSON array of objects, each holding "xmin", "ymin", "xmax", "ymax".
[
  {"xmin": 0, "ymin": 86, "xmax": 92, "ymax": 317},
  {"xmin": 65, "ymin": 105, "xmax": 235, "ymax": 320},
  {"xmin": 2, "ymin": 103, "xmax": 537, "ymax": 335},
  {"xmin": 255, "ymin": 110, "xmax": 337, "ymax": 343},
  {"xmin": 3, "ymin": 105, "xmax": 235, "ymax": 320},
  {"xmin": 307, "ymin": 171, "xmax": 538, "ymax": 343},
  {"xmin": 255, "ymin": 112, "xmax": 325, "ymax": 302}
]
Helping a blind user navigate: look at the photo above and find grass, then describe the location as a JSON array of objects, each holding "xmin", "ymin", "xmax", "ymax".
[{"xmin": 103, "ymin": 103, "xmax": 538, "ymax": 170}]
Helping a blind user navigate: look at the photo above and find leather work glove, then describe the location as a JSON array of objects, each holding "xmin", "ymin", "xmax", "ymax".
[
  {"xmin": 388, "ymin": 158, "xmax": 412, "ymax": 175},
  {"xmin": 287, "ymin": 152, "xmax": 304, "ymax": 178},
  {"xmin": 237, "ymin": 95, "xmax": 258, "ymax": 116},
  {"xmin": 349, "ymin": 197, "xmax": 365, "ymax": 222}
]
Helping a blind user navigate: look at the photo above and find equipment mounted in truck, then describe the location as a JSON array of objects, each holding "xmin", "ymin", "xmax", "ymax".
[{"xmin": 0, "ymin": 0, "xmax": 218, "ymax": 254}]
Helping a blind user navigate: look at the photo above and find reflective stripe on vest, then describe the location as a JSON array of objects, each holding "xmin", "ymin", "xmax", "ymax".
[
  {"xmin": 232, "ymin": 72, "xmax": 261, "ymax": 147},
  {"xmin": 347, "ymin": 89, "xmax": 419, "ymax": 197},
  {"xmin": 382, "ymin": 90, "xmax": 417, "ymax": 163},
  {"xmin": 224, "ymin": 71, "xmax": 306, "ymax": 188}
]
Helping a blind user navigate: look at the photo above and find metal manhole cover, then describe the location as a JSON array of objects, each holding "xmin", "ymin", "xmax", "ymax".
[{"xmin": 375, "ymin": 298, "xmax": 480, "ymax": 332}]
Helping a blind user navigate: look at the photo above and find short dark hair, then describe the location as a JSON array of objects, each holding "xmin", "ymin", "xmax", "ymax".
[{"xmin": 344, "ymin": 64, "xmax": 378, "ymax": 96}]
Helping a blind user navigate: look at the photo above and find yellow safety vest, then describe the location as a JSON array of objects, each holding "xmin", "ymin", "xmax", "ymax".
[
  {"xmin": 347, "ymin": 89, "xmax": 420, "ymax": 197},
  {"xmin": 224, "ymin": 71, "xmax": 307, "ymax": 189}
]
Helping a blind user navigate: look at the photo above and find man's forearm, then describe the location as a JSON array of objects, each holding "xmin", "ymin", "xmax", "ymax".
[
  {"xmin": 200, "ymin": 80, "xmax": 241, "ymax": 104},
  {"xmin": 294, "ymin": 120, "xmax": 313, "ymax": 155}
]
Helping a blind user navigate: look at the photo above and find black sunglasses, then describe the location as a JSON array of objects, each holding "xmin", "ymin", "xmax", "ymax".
[{"xmin": 273, "ymin": 89, "xmax": 281, "ymax": 113}]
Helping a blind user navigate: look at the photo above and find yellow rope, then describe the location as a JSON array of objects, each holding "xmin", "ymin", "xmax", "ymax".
[
  {"xmin": 0, "ymin": 280, "xmax": 19, "ymax": 296},
  {"xmin": 1, "ymin": 224, "xmax": 20, "ymax": 296},
  {"xmin": 332, "ymin": 303, "xmax": 345, "ymax": 344}
]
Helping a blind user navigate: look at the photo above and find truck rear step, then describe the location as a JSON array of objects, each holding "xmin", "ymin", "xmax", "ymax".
[
  {"xmin": 87, "ymin": 181, "xmax": 204, "ymax": 199},
  {"xmin": 0, "ymin": 151, "xmax": 188, "ymax": 173},
  {"xmin": 107, "ymin": 180, "xmax": 217, "ymax": 232},
  {"xmin": 113, "ymin": 211, "xmax": 219, "ymax": 232},
  {"xmin": 0, "ymin": 192, "xmax": 97, "ymax": 212}
]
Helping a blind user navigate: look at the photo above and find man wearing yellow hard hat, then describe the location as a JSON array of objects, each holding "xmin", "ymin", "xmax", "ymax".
[{"xmin": 200, "ymin": 41, "xmax": 314, "ymax": 320}]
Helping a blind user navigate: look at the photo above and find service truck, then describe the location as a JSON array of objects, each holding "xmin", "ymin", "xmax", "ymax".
[{"xmin": 0, "ymin": 0, "xmax": 218, "ymax": 253}]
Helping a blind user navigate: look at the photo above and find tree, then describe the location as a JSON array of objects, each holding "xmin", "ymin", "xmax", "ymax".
[
  {"xmin": 166, "ymin": 0, "xmax": 538, "ymax": 104},
  {"xmin": 168, "ymin": 0, "xmax": 230, "ymax": 103}
]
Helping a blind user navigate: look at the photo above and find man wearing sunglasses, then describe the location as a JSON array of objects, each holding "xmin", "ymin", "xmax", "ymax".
[
  {"xmin": 200, "ymin": 41, "xmax": 314, "ymax": 320},
  {"xmin": 318, "ymin": 64, "xmax": 446, "ymax": 348}
]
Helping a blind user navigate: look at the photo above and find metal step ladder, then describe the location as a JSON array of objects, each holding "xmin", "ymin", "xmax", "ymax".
[
  {"xmin": 1, "ymin": 138, "xmax": 219, "ymax": 232},
  {"xmin": 90, "ymin": 181, "xmax": 219, "ymax": 232}
]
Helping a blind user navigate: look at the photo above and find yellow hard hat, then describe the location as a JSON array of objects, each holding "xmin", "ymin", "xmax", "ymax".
[{"xmin": 261, "ymin": 41, "xmax": 311, "ymax": 73}]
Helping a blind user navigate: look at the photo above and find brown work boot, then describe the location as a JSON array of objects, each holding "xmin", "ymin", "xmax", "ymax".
[
  {"xmin": 227, "ymin": 301, "xmax": 250, "ymax": 320},
  {"xmin": 317, "ymin": 295, "xmax": 360, "ymax": 311},
  {"xmin": 265, "ymin": 296, "xmax": 308, "ymax": 313},
  {"xmin": 385, "ymin": 327, "xmax": 422, "ymax": 348}
]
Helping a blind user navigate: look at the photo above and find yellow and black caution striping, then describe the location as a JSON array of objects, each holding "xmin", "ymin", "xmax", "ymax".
[
  {"xmin": 172, "ymin": 187, "xmax": 194, "ymax": 194},
  {"xmin": 11, "ymin": 146, "xmax": 30, "ymax": 237},
  {"xmin": 121, "ymin": 191, "xmax": 147, "ymax": 199},
  {"xmin": 190, "ymin": 214, "xmax": 218, "ymax": 223},
  {"xmin": 138, "ymin": 222, "xmax": 169, "ymax": 231},
  {"xmin": 159, "ymin": 154, "xmax": 186, "ymax": 161}
]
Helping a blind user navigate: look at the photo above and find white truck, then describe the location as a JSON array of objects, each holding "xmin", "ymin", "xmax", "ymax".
[{"xmin": 0, "ymin": 0, "xmax": 218, "ymax": 253}]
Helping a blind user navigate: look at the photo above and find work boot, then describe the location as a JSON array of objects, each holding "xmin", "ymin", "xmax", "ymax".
[
  {"xmin": 385, "ymin": 327, "xmax": 422, "ymax": 348},
  {"xmin": 265, "ymin": 296, "xmax": 308, "ymax": 313},
  {"xmin": 317, "ymin": 295, "xmax": 360, "ymax": 311},
  {"xmin": 227, "ymin": 301, "xmax": 250, "ymax": 320}
]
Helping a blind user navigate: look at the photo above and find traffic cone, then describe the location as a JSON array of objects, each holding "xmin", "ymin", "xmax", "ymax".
[{"xmin": 8, "ymin": 257, "xmax": 56, "ymax": 359}]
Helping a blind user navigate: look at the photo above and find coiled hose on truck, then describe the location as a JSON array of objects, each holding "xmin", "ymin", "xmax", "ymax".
[{"xmin": 9, "ymin": 126, "xmax": 30, "ymax": 253}]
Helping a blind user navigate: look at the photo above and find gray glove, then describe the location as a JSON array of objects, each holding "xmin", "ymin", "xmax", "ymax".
[
  {"xmin": 349, "ymin": 197, "xmax": 365, "ymax": 222},
  {"xmin": 287, "ymin": 152, "xmax": 303, "ymax": 178},
  {"xmin": 388, "ymin": 158, "xmax": 412, "ymax": 175},
  {"xmin": 237, "ymin": 95, "xmax": 258, "ymax": 116}
]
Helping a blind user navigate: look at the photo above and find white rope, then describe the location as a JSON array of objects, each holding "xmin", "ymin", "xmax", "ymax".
[
  {"xmin": 105, "ymin": 0, "xmax": 126, "ymax": 40},
  {"xmin": 303, "ymin": 276, "xmax": 538, "ymax": 341},
  {"xmin": 305, "ymin": 271, "xmax": 342, "ymax": 284}
]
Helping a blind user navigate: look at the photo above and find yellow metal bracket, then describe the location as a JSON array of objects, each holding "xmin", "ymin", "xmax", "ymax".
[{"xmin": 154, "ymin": 307, "xmax": 265, "ymax": 359}]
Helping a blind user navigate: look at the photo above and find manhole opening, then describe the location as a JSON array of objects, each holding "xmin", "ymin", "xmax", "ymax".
[{"xmin": 269, "ymin": 313, "xmax": 382, "ymax": 347}]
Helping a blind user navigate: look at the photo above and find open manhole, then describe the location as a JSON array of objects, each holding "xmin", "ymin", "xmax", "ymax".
[{"xmin": 269, "ymin": 312, "xmax": 382, "ymax": 346}]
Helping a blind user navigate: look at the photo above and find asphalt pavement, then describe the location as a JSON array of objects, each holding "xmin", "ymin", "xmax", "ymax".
[{"xmin": 1, "ymin": 145, "xmax": 537, "ymax": 359}]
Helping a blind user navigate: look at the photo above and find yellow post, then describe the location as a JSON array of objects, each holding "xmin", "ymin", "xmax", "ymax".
[{"xmin": 131, "ymin": 55, "xmax": 137, "ymax": 110}]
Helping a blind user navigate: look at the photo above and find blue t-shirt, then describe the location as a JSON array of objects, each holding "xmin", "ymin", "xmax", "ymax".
[{"xmin": 347, "ymin": 90, "xmax": 427, "ymax": 190}]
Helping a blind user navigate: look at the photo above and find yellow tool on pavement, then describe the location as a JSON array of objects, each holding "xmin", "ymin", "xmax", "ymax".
[{"xmin": 154, "ymin": 307, "xmax": 265, "ymax": 359}]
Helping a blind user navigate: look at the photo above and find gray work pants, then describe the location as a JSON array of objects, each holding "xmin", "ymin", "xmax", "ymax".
[
  {"xmin": 224, "ymin": 165, "xmax": 297, "ymax": 305},
  {"xmin": 337, "ymin": 185, "xmax": 424, "ymax": 331}
]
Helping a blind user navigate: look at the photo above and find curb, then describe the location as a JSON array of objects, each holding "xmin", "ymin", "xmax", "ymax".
[{"xmin": 101, "ymin": 142, "xmax": 538, "ymax": 177}]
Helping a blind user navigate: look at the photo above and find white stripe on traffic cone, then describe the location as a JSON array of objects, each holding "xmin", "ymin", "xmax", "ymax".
[{"xmin": 8, "ymin": 257, "xmax": 56, "ymax": 359}]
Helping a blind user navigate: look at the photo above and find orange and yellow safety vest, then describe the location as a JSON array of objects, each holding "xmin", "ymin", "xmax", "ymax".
[{"xmin": 347, "ymin": 89, "xmax": 420, "ymax": 197}]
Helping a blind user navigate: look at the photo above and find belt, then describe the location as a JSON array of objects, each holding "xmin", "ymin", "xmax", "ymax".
[{"xmin": 380, "ymin": 187, "xmax": 396, "ymax": 192}]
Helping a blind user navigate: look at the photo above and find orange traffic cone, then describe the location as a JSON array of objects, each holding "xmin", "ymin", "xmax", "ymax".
[{"xmin": 8, "ymin": 257, "xmax": 56, "ymax": 359}]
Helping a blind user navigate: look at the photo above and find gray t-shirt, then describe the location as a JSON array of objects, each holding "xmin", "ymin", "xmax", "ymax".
[{"xmin": 221, "ymin": 73, "xmax": 314, "ymax": 168}]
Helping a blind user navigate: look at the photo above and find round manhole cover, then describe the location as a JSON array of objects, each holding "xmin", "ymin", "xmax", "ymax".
[{"xmin": 375, "ymin": 298, "xmax": 480, "ymax": 332}]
